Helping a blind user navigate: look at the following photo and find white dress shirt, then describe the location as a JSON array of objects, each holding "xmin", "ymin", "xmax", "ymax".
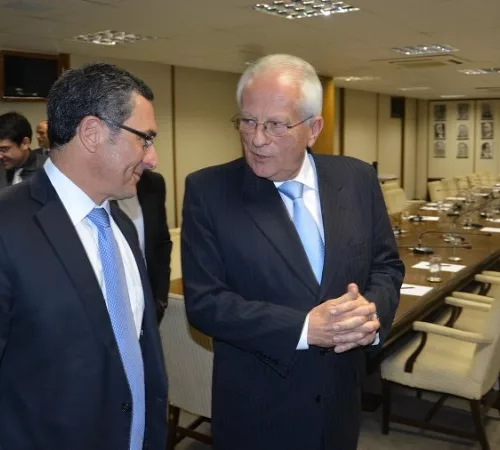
[
  {"xmin": 44, "ymin": 159, "xmax": 145, "ymax": 338},
  {"xmin": 12, "ymin": 168, "xmax": 23, "ymax": 185},
  {"xmin": 274, "ymin": 152, "xmax": 323, "ymax": 350},
  {"xmin": 117, "ymin": 196, "xmax": 146, "ymax": 257}
]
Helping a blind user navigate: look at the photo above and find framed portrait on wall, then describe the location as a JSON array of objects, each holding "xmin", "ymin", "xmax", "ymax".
[
  {"xmin": 456, "ymin": 142, "xmax": 469, "ymax": 159},
  {"xmin": 434, "ymin": 141, "xmax": 446, "ymax": 158},
  {"xmin": 480, "ymin": 141, "xmax": 493, "ymax": 159},
  {"xmin": 481, "ymin": 103, "xmax": 493, "ymax": 120},
  {"xmin": 434, "ymin": 122, "xmax": 445, "ymax": 140},
  {"xmin": 457, "ymin": 124, "xmax": 469, "ymax": 140},
  {"xmin": 481, "ymin": 121, "xmax": 494, "ymax": 139},
  {"xmin": 434, "ymin": 104, "xmax": 446, "ymax": 121},
  {"xmin": 457, "ymin": 103, "xmax": 469, "ymax": 120}
]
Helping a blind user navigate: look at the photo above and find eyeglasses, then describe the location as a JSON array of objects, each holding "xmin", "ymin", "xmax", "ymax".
[
  {"xmin": 99, "ymin": 117, "xmax": 156, "ymax": 150},
  {"xmin": 231, "ymin": 116, "xmax": 313, "ymax": 137}
]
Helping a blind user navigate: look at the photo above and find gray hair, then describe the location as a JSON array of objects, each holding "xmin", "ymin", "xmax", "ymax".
[{"xmin": 236, "ymin": 54, "xmax": 323, "ymax": 119}]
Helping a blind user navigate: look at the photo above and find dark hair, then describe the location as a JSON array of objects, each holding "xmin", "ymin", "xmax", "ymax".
[
  {"xmin": 47, "ymin": 63, "xmax": 154, "ymax": 148},
  {"xmin": 0, "ymin": 112, "xmax": 32, "ymax": 145}
]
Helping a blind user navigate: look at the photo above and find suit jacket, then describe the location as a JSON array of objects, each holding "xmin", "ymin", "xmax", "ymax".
[
  {"xmin": 181, "ymin": 154, "xmax": 404, "ymax": 450},
  {"xmin": 0, "ymin": 170, "xmax": 168, "ymax": 450},
  {"xmin": 0, "ymin": 150, "xmax": 47, "ymax": 188},
  {"xmin": 136, "ymin": 170, "xmax": 172, "ymax": 322}
]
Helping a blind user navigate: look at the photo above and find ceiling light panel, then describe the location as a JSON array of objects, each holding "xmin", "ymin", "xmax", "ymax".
[
  {"xmin": 391, "ymin": 44, "xmax": 458, "ymax": 56},
  {"xmin": 398, "ymin": 87, "xmax": 430, "ymax": 91},
  {"xmin": 440, "ymin": 94, "xmax": 466, "ymax": 98},
  {"xmin": 334, "ymin": 76, "xmax": 380, "ymax": 82},
  {"xmin": 458, "ymin": 68, "xmax": 500, "ymax": 75},
  {"xmin": 253, "ymin": 1, "xmax": 360, "ymax": 20},
  {"xmin": 73, "ymin": 30, "xmax": 155, "ymax": 46}
]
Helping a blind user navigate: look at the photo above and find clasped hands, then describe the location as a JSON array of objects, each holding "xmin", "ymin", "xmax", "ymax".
[{"xmin": 307, "ymin": 283, "xmax": 380, "ymax": 353}]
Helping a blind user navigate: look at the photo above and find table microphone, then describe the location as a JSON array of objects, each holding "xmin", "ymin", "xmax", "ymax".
[{"xmin": 398, "ymin": 242, "xmax": 472, "ymax": 255}]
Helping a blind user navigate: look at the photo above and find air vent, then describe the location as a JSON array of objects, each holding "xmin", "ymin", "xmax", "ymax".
[
  {"xmin": 475, "ymin": 86, "xmax": 500, "ymax": 93},
  {"xmin": 371, "ymin": 55, "xmax": 467, "ymax": 69}
]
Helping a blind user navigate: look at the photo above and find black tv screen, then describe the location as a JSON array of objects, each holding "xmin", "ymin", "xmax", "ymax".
[{"xmin": 2, "ymin": 54, "xmax": 59, "ymax": 99}]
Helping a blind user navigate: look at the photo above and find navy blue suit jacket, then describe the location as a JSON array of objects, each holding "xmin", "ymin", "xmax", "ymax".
[
  {"xmin": 0, "ymin": 170, "xmax": 168, "ymax": 450},
  {"xmin": 181, "ymin": 154, "xmax": 404, "ymax": 450}
]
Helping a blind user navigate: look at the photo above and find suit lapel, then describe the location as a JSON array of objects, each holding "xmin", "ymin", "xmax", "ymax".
[
  {"xmin": 313, "ymin": 155, "xmax": 350, "ymax": 297},
  {"xmin": 31, "ymin": 171, "xmax": 118, "ymax": 356},
  {"xmin": 241, "ymin": 163, "xmax": 318, "ymax": 296}
]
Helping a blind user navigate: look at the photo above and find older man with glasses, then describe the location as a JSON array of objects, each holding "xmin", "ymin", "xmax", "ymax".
[{"xmin": 182, "ymin": 54, "xmax": 404, "ymax": 450}]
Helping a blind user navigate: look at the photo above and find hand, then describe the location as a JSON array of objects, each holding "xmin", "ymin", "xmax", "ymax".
[
  {"xmin": 307, "ymin": 286, "xmax": 360, "ymax": 347},
  {"xmin": 330, "ymin": 284, "xmax": 380, "ymax": 353}
]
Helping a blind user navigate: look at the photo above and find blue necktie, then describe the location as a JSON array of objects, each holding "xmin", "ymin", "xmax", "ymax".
[
  {"xmin": 279, "ymin": 181, "xmax": 325, "ymax": 283},
  {"xmin": 87, "ymin": 208, "xmax": 145, "ymax": 450}
]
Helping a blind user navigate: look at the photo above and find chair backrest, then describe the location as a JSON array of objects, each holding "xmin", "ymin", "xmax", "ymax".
[
  {"xmin": 159, "ymin": 293, "xmax": 214, "ymax": 418},
  {"xmin": 440, "ymin": 178, "xmax": 458, "ymax": 197},
  {"xmin": 381, "ymin": 180, "xmax": 400, "ymax": 193},
  {"xmin": 467, "ymin": 173, "xmax": 481, "ymax": 188},
  {"xmin": 427, "ymin": 180, "xmax": 445, "ymax": 202},
  {"xmin": 469, "ymin": 289, "xmax": 500, "ymax": 393},
  {"xmin": 383, "ymin": 187, "xmax": 407, "ymax": 216},
  {"xmin": 169, "ymin": 227, "xmax": 181, "ymax": 280},
  {"xmin": 454, "ymin": 175, "xmax": 470, "ymax": 192}
]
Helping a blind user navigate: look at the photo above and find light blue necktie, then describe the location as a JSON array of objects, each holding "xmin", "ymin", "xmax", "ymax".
[
  {"xmin": 87, "ymin": 208, "xmax": 145, "ymax": 450},
  {"xmin": 279, "ymin": 181, "xmax": 325, "ymax": 283}
]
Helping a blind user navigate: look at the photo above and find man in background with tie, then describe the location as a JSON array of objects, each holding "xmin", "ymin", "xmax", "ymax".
[
  {"xmin": 0, "ymin": 63, "xmax": 168, "ymax": 449},
  {"xmin": 181, "ymin": 54, "xmax": 404, "ymax": 450},
  {"xmin": 0, "ymin": 112, "xmax": 46, "ymax": 188}
]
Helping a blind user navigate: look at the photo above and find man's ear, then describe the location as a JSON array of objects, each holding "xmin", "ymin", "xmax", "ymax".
[
  {"xmin": 78, "ymin": 116, "xmax": 105, "ymax": 154},
  {"xmin": 20, "ymin": 136, "xmax": 31, "ymax": 151},
  {"xmin": 307, "ymin": 116, "xmax": 324, "ymax": 148}
]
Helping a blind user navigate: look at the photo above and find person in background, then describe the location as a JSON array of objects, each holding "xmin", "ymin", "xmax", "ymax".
[
  {"xmin": 118, "ymin": 169, "xmax": 172, "ymax": 323},
  {"xmin": 0, "ymin": 63, "xmax": 168, "ymax": 450},
  {"xmin": 33, "ymin": 119, "xmax": 50, "ymax": 156},
  {"xmin": 0, "ymin": 112, "xmax": 46, "ymax": 188},
  {"xmin": 181, "ymin": 54, "xmax": 404, "ymax": 450}
]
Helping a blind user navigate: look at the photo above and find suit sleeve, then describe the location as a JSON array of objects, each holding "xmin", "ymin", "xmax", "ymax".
[
  {"xmin": 0, "ymin": 234, "xmax": 13, "ymax": 375},
  {"xmin": 181, "ymin": 175, "xmax": 307, "ymax": 377},
  {"xmin": 363, "ymin": 169, "xmax": 405, "ymax": 345},
  {"xmin": 151, "ymin": 174, "xmax": 172, "ymax": 303}
]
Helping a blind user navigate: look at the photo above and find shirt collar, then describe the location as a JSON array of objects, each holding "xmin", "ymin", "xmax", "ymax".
[
  {"xmin": 274, "ymin": 151, "xmax": 316, "ymax": 191},
  {"xmin": 43, "ymin": 158, "xmax": 109, "ymax": 226}
]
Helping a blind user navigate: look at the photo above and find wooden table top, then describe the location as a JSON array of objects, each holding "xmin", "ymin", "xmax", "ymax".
[{"xmin": 169, "ymin": 198, "xmax": 500, "ymax": 347}]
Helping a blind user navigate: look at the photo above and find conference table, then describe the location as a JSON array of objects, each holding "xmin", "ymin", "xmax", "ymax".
[{"xmin": 169, "ymin": 195, "xmax": 500, "ymax": 350}]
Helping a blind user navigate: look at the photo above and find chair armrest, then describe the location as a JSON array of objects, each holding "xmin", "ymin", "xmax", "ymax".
[
  {"xmin": 413, "ymin": 321, "xmax": 492, "ymax": 344},
  {"xmin": 450, "ymin": 291, "xmax": 494, "ymax": 305},
  {"xmin": 445, "ymin": 296, "xmax": 492, "ymax": 311},
  {"xmin": 475, "ymin": 274, "xmax": 500, "ymax": 285},
  {"xmin": 482, "ymin": 270, "xmax": 500, "ymax": 278},
  {"xmin": 407, "ymin": 200, "xmax": 426, "ymax": 206}
]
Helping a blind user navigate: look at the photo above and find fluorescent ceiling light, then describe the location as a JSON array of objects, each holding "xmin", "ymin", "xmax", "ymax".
[
  {"xmin": 398, "ymin": 87, "xmax": 430, "ymax": 92},
  {"xmin": 73, "ymin": 30, "xmax": 155, "ymax": 46},
  {"xmin": 391, "ymin": 44, "xmax": 458, "ymax": 56},
  {"xmin": 440, "ymin": 94, "xmax": 466, "ymax": 99},
  {"xmin": 253, "ymin": 1, "xmax": 359, "ymax": 20},
  {"xmin": 334, "ymin": 76, "xmax": 380, "ymax": 82},
  {"xmin": 458, "ymin": 68, "xmax": 500, "ymax": 75}
]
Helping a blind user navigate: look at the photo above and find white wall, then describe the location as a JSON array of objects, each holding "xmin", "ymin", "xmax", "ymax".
[
  {"xmin": 403, "ymin": 98, "xmax": 417, "ymax": 198},
  {"xmin": 377, "ymin": 94, "xmax": 402, "ymax": 180},
  {"xmin": 416, "ymin": 100, "xmax": 429, "ymax": 199},
  {"xmin": 173, "ymin": 66, "xmax": 242, "ymax": 225},
  {"xmin": 343, "ymin": 89, "xmax": 378, "ymax": 163}
]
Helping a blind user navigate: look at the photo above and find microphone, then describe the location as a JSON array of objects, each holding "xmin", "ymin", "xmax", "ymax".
[
  {"xmin": 401, "ymin": 229, "xmax": 490, "ymax": 255},
  {"xmin": 452, "ymin": 194, "xmax": 499, "ymax": 229},
  {"xmin": 398, "ymin": 242, "xmax": 472, "ymax": 255}
]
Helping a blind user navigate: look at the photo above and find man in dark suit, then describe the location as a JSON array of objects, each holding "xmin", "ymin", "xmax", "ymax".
[
  {"xmin": 0, "ymin": 63, "xmax": 168, "ymax": 450},
  {"xmin": 0, "ymin": 112, "xmax": 47, "ymax": 188},
  {"xmin": 181, "ymin": 54, "xmax": 404, "ymax": 450},
  {"xmin": 118, "ymin": 170, "xmax": 172, "ymax": 323},
  {"xmin": 33, "ymin": 119, "xmax": 51, "ymax": 156}
]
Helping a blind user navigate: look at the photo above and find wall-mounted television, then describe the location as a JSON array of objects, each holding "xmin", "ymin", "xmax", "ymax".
[{"xmin": 0, "ymin": 51, "xmax": 69, "ymax": 101}]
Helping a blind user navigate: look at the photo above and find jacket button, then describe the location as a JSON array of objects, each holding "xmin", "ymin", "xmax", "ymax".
[
  {"xmin": 121, "ymin": 402, "xmax": 132, "ymax": 413},
  {"xmin": 315, "ymin": 395, "xmax": 321, "ymax": 403}
]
